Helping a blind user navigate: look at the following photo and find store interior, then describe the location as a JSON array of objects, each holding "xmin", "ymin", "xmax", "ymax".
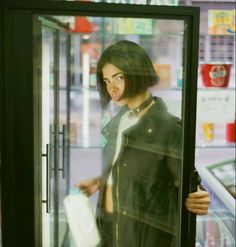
[
  {"xmin": 0, "ymin": 1, "xmax": 235, "ymax": 247},
  {"xmin": 41, "ymin": 3, "xmax": 235, "ymax": 246}
]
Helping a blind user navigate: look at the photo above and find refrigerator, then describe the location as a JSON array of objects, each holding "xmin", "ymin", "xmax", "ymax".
[{"xmin": 1, "ymin": 2, "xmax": 201, "ymax": 246}]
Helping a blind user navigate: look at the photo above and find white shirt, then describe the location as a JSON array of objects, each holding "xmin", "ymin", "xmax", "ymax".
[{"xmin": 107, "ymin": 111, "xmax": 139, "ymax": 185}]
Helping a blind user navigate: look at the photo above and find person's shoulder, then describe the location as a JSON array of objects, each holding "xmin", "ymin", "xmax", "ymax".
[
  {"xmin": 149, "ymin": 98, "xmax": 182, "ymax": 141},
  {"xmin": 149, "ymin": 97, "xmax": 181, "ymax": 125},
  {"xmin": 101, "ymin": 106, "xmax": 127, "ymax": 136}
]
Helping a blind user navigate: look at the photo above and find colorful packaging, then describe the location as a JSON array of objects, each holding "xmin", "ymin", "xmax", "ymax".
[
  {"xmin": 208, "ymin": 9, "xmax": 236, "ymax": 35},
  {"xmin": 201, "ymin": 63, "xmax": 231, "ymax": 87},
  {"xmin": 114, "ymin": 18, "xmax": 153, "ymax": 35},
  {"xmin": 202, "ymin": 122, "xmax": 214, "ymax": 144},
  {"xmin": 226, "ymin": 121, "xmax": 236, "ymax": 143}
]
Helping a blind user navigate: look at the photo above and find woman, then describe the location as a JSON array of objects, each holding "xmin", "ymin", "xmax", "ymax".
[{"xmin": 76, "ymin": 40, "xmax": 210, "ymax": 247}]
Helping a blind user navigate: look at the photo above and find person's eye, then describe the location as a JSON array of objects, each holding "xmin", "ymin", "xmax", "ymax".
[
  {"xmin": 115, "ymin": 75, "xmax": 124, "ymax": 81},
  {"xmin": 102, "ymin": 79, "xmax": 109, "ymax": 84}
]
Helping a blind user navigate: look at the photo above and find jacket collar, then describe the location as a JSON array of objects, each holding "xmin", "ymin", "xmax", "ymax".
[{"xmin": 101, "ymin": 97, "xmax": 168, "ymax": 139}]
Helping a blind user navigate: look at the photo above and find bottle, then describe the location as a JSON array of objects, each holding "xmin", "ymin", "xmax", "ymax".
[{"xmin": 64, "ymin": 188, "xmax": 101, "ymax": 247}]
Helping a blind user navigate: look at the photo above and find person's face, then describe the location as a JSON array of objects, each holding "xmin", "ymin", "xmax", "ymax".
[{"xmin": 102, "ymin": 63, "xmax": 128, "ymax": 106}]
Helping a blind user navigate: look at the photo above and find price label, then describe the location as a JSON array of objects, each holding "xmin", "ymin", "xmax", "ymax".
[{"xmin": 197, "ymin": 91, "xmax": 235, "ymax": 123}]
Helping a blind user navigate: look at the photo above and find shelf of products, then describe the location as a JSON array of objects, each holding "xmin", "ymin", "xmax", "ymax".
[
  {"xmin": 199, "ymin": 35, "xmax": 235, "ymax": 64},
  {"xmin": 196, "ymin": 142, "xmax": 235, "ymax": 149},
  {"xmin": 192, "ymin": 2, "xmax": 236, "ymax": 246}
]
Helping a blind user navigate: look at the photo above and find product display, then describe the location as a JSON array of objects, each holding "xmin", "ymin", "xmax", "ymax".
[
  {"xmin": 202, "ymin": 122, "xmax": 215, "ymax": 144},
  {"xmin": 176, "ymin": 67, "xmax": 183, "ymax": 88},
  {"xmin": 201, "ymin": 63, "xmax": 231, "ymax": 88},
  {"xmin": 208, "ymin": 9, "xmax": 236, "ymax": 35},
  {"xmin": 226, "ymin": 120, "xmax": 236, "ymax": 143},
  {"xmin": 196, "ymin": 159, "xmax": 236, "ymax": 246}
]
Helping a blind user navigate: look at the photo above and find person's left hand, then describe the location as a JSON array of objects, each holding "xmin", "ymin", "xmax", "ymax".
[{"xmin": 185, "ymin": 187, "xmax": 210, "ymax": 215}]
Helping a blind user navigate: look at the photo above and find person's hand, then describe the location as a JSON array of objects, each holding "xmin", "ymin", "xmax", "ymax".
[
  {"xmin": 74, "ymin": 177, "xmax": 100, "ymax": 196},
  {"xmin": 185, "ymin": 187, "xmax": 210, "ymax": 215}
]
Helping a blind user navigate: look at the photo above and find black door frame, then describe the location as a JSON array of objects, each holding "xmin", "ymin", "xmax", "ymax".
[{"xmin": 0, "ymin": 1, "xmax": 200, "ymax": 246}]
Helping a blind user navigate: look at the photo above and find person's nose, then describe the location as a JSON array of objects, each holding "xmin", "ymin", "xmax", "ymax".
[{"xmin": 107, "ymin": 80, "xmax": 118, "ymax": 89}]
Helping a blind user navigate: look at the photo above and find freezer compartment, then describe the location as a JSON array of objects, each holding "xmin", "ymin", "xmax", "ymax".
[{"xmin": 196, "ymin": 159, "xmax": 236, "ymax": 246}]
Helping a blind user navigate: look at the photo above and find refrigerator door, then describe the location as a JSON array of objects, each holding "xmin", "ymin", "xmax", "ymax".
[
  {"xmin": 1, "ymin": 3, "xmax": 200, "ymax": 247},
  {"xmin": 35, "ymin": 18, "xmax": 71, "ymax": 247},
  {"xmin": 37, "ymin": 13, "xmax": 197, "ymax": 247},
  {"xmin": 41, "ymin": 25, "xmax": 58, "ymax": 247}
]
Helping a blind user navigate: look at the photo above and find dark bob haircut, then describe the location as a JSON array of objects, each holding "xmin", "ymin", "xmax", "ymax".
[{"xmin": 96, "ymin": 40, "xmax": 159, "ymax": 108}]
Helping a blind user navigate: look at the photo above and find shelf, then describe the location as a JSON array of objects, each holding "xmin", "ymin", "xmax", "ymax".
[
  {"xmin": 70, "ymin": 141, "xmax": 236, "ymax": 150},
  {"xmin": 70, "ymin": 145, "xmax": 102, "ymax": 149},
  {"xmin": 200, "ymin": 33, "xmax": 236, "ymax": 36},
  {"xmin": 68, "ymin": 86, "xmax": 97, "ymax": 92},
  {"xmin": 191, "ymin": 0, "xmax": 235, "ymax": 3},
  {"xmin": 78, "ymin": 31, "xmax": 185, "ymax": 37},
  {"xmin": 67, "ymin": 86, "xmax": 236, "ymax": 92},
  {"xmin": 197, "ymin": 87, "xmax": 236, "ymax": 91},
  {"xmin": 196, "ymin": 141, "xmax": 235, "ymax": 149}
]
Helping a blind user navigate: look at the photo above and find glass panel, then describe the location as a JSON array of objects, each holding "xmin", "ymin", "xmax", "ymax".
[
  {"xmin": 65, "ymin": 16, "xmax": 184, "ymax": 147},
  {"xmin": 58, "ymin": 31, "xmax": 70, "ymax": 245},
  {"xmin": 37, "ymin": 15, "xmax": 186, "ymax": 246},
  {"xmin": 41, "ymin": 27, "xmax": 57, "ymax": 247}
]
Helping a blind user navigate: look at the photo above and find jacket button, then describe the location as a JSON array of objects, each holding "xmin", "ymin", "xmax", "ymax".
[
  {"xmin": 123, "ymin": 163, "xmax": 127, "ymax": 167},
  {"xmin": 148, "ymin": 128, "xmax": 152, "ymax": 133},
  {"xmin": 122, "ymin": 211, "xmax": 126, "ymax": 215}
]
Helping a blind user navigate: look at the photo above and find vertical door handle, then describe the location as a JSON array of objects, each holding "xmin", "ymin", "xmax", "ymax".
[
  {"xmin": 188, "ymin": 170, "xmax": 199, "ymax": 246},
  {"xmin": 42, "ymin": 144, "xmax": 51, "ymax": 213},
  {"xmin": 190, "ymin": 170, "xmax": 199, "ymax": 193},
  {"xmin": 58, "ymin": 124, "xmax": 66, "ymax": 178}
]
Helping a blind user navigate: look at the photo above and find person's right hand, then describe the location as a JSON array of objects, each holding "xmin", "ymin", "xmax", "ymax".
[{"xmin": 74, "ymin": 177, "xmax": 100, "ymax": 196}]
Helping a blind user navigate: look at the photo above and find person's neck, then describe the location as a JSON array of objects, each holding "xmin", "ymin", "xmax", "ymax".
[{"xmin": 127, "ymin": 91, "xmax": 150, "ymax": 110}]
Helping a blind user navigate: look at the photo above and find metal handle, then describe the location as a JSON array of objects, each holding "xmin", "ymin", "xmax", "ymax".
[
  {"xmin": 58, "ymin": 124, "xmax": 66, "ymax": 178},
  {"xmin": 190, "ymin": 170, "xmax": 199, "ymax": 193},
  {"xmin": 42, "ymin": 144, "xmax": 51, "ymax": 213}
]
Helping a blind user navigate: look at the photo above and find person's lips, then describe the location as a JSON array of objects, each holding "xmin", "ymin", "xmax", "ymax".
[{"xmin": 109, "ymin": 91, "xmax": 121, "ymax": 101}]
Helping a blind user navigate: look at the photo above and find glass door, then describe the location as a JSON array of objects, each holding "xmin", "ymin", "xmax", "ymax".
[
  {"xmin": 41, "ymin": 25, "xmax": 57, "ymax": 247},
  {"xmin": 35, "ymin": 12, "xmax": 199, "ymax": 247},
  {"xmin": 1, "ymin": 3, "xmax": 200, "ymax": 247},
  {"xmin": 39, "ymin": 17, "xmax": 71, "ymax": 247},
  {"xmin": 58, "ymin": 31, "xmax": 71, "ymax": 246}
]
